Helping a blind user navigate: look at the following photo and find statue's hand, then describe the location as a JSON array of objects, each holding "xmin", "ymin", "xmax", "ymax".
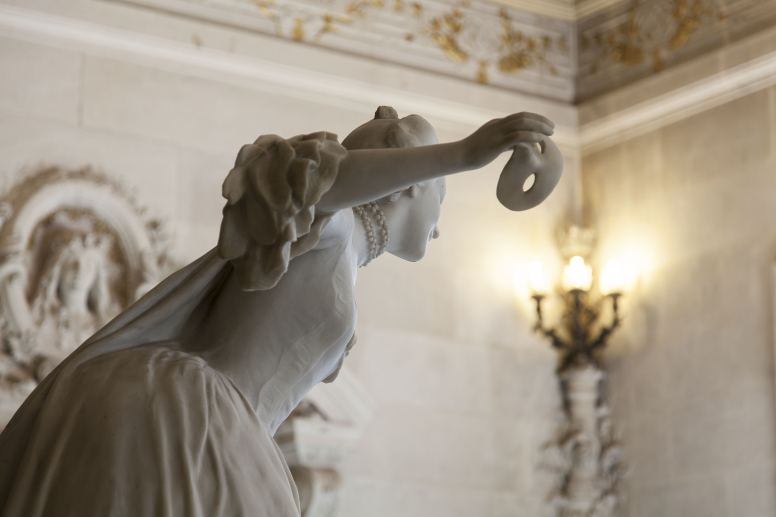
[{"xmin": 461, "ymin": 112, "xmax": 555, "ymax": 169}]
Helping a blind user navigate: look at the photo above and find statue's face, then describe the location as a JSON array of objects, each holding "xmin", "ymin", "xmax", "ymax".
[
  {"xmin": 59, "ymin": 252, "xmax": 98, "ymax": 300},
  {"xmin": 385, "ymin": 177, "xmax": 446, "ymax": 262}
]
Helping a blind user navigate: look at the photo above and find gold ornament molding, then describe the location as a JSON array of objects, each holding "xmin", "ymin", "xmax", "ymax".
[
  {"xmin": 581, "ymin": 0, "xmax": 723, "ymax": 74},
  {"xmin": 252, "ymin": 0, "xmax": 569, "ymax": 84},
  {"xmin": 577, "ymin": 0, "xmax": 776, "ymax": 99},
  {"xmin": 105, "ymin": 0, "xmax": 575, "ymax": 100},
  {"xmin": 100, "ymin": 0, "xmax": 776, "ymax": 99},
  {"xmin": 250, "ymin": 0, "xmax": 569, "ymax": 83}
]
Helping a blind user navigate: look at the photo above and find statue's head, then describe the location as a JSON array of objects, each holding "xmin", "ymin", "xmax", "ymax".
[
  {"xmin": 50, "ymin": 234, "xmax": 111, "ymax": 318},
  {"xmin": 59, "ymin": 247, "xmax": 99, "ymax": 298},
  {"xmin": 342, "ymin": 106, "xmax": 438, "ymax": 150},
  {"xmin": 343, "ymin": 106, "xmax": 446, "ymax": 262}
]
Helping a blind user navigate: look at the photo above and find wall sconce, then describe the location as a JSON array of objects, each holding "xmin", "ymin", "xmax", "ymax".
[
  {"xmin": 529, "ymin": 227, "xmax": 633, "ymax": 517},
  {"xmin": 530, "ymin": 256, "xmax": 624, "ymax": 370}
]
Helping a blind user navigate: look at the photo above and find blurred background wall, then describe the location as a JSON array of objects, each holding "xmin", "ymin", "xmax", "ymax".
[
  {"xmin": 0, "ymin": 0, "xmax": 775, "ymax": 516},
  {"xmin": 581, "ymin": 28, "xmax": 776, "ymax": 515}
]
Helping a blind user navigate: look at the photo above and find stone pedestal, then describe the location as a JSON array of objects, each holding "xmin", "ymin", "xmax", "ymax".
[{"xmin": 543, "ymin": 363, "xmax": 624, "ymax": 517}]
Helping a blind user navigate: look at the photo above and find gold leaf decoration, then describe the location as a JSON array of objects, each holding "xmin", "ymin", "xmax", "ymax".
[
  {"xmin": 669, "ymin": 0, "xmax": 705, "ymax": 49},
  {"xmin": 495, "ymin": 9, "xmax": 556, "ymax": 75},
  {"xmin": 293, "ymin": 17, "xmax": 305, "ymax": 41},
  {"xmin": 477, "ymin": 61, "xmax": 488, "ymax": 83},
  {"xmin": 424, "ymin": 8, "xmax": 468, "ymax": 62},
  {"xmin": 251, "ymin": 0, "xmax": 283, "ymax": 36},
  {"xmin": 581, "ymin": 0, "xmax": 724, "ymax": 76},
  {"xmin": 248, "ymin": 0, "xmax": 565, "ymax": 85},
  {"xmin": 314, "ymin": 12, "xmax": 351, "ymax": 42}
]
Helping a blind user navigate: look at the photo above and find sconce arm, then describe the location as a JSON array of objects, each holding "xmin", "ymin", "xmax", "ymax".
[
  {"xmin": 532, "ymin": 295, "xmax": 568, "ymax": 350},
  {"xmin": 540, "ymin": 328, "xmax": 567, "ymax": 350},
  {"xmin": 590, "ymin": 293, "xmax": 622, "ymax": 350}
]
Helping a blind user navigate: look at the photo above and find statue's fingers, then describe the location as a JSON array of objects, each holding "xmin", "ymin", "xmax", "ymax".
[
  {"xmin": 505, "ymin": 131, "xmax": 544, "ymax": 146},
  {"xmin": 504, "ymin": 118, "xmax": 554, "ymax": 136},
  {"xmin": 502, "ymin": 112, "xmax": 555, "ymax": 129}
]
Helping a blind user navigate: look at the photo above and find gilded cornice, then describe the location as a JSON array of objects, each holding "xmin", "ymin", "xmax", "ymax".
[
  {"xmin": 106, "ymin": 0, "xmax": 776, "ymax": 101},
  {"xmin": 577, "ymin": 0, "xmax": 776, "ymax": 100},
  {"xmin": 113, "ymin": 0, "xmax": 576, "ymax": 100}
]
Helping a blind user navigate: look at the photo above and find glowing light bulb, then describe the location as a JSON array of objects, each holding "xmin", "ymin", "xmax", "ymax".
[
  {"xmin": 528, "ymin": 260, "xmax": 547, "ymax": 294},
  {"xmin": 562, "ymin": 256, "xmax": 593, "ymax": 292},
  {"xmin": 599, "ymin": 259, "xmax": 625, "ymax": 295}
]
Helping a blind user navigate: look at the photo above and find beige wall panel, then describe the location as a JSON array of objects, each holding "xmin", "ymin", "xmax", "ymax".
[
  {"xmin": 361, "ymin": 331, "xmax": 490, "ymax": 414},
  {"xmin": 583, "ymin": 87, "xmax": 776, "ymax": 517},
  {"xmin": 0, "ymin": 108, "xmax": 178, "ymax": 223},
  {"xmin": 0, "ymin": 36, "xmax": 81, "ymax": 124},
  {"xmin": 633, "ymin": 475, "xmax": 729, "ymax": 517},
  {"xmin": 81, "ymin": 56, "xmax": 371, "ymax": 153},
  {"xmin": 338, "ymin": 477, "xmax": 493, "ymax": 517}
]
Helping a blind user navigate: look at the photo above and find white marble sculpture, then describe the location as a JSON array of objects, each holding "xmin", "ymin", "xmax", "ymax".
[{"xmin": 0, "ymin": 107, "xmax": 563, "ymax": 516}]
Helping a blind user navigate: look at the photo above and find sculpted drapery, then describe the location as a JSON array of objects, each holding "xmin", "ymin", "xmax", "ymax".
[{"xmin": 0, "ymin": 133, "xmax": 351, "ymax": 517}]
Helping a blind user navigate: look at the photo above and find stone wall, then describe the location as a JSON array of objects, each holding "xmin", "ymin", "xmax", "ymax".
[
  {"xmin": 0, "ymin": 1, "xmax": 580, "ymax": 515},
  {"xmin": 582, "ymin": 87, "xmax": 776, "ymax": 517}
]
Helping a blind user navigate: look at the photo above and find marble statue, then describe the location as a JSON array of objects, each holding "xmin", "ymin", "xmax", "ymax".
[{"xmin": 0, "ymin": 107, "xmax": 563, "ymax": 517}]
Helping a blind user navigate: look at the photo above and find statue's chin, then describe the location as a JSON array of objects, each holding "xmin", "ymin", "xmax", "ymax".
[
  {"xmin": 388, "ymin": 239, "xmax": 429, "ymax": 263},
  {"xmin": 322, "ymin": 362, "xmax": 342, "ymax": 383},
  {"xmin": 391, "ymin": 249, "xmax": 425, "ymax": 263}
]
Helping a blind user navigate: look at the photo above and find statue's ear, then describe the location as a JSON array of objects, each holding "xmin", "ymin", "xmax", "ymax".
[{"xmin": 388, "ymin": 191, "xmax": 403, "ymax": 203}]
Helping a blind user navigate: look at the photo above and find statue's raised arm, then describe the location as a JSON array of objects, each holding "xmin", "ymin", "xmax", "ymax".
[
  {"xmin": 318, "ymin": 106, "xmax": 563, "ymax": 212},
  {"xmin": 0, "ymin": 106, "xmax": 563, "ymax": 517}
]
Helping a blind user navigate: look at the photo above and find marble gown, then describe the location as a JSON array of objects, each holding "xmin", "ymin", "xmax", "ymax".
[{"xmin": 0, "ymin": 132, "xmax": 357, "ymax": 517}]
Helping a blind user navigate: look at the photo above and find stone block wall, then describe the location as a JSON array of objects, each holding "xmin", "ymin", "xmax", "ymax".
[{"xmin": 583, "ymin": 88, "xmax": 776, "ymax": 517}]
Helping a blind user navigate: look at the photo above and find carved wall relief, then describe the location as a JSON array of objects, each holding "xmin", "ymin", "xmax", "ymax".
[
  {"xmin": 276, "ymin": 367, "xmax": 375, "ymax": 517},
  {"xmin": 541, "ymin": 365, "xmax": 626, "ymax": 517},
  {"xmin": 0, "ymin": 167, "xmax": 175, "ymax": 425}
]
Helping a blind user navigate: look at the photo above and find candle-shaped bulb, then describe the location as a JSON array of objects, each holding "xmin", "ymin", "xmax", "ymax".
[
  {"xmin": 528, "ymin": 261, "xmax": 547, "ymax": 294},
  {"xmin": 562, "ymin": 256, "xmax": 593, "ymax": 292},
  {"xmin": 600, "ymin": 259, "xmax": 625, "ymax": 295}
]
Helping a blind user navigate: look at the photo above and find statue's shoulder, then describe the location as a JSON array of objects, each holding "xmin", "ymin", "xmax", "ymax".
[
  {"xmin": 63, "ymin": 346, "xmax": 245, "ymax": 425},
  {"xmin": 0, "ymin": 350, "xmax": 297, "ymax": 517}
]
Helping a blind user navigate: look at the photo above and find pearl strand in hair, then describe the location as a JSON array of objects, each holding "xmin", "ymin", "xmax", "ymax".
[{"xmin": 353, "ymin": 201, "xmax": 389, "ymax": 267}]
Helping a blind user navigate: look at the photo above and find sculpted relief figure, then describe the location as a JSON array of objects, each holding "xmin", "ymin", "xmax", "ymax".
[
  {"xmin": 0, "ymin": 107, "xmax": 563, "ymax": 517},
  {"xmin": 32, "ymin": 234, "xmax": 117, "ymax": 355},
  {"xmin": 0, "ymin": 168, "xmax": 173, "ymax": 424},
  {"xmin": 19, "ymin": 233, "xmax": 118, "ymax": 385}
]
